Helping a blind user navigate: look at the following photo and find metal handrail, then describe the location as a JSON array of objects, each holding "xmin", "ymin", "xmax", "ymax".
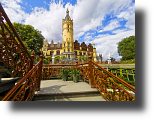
[
  {"xmin": 91, "ymin": 61, "xmax": 135, "ymax": 93},
  {"xmin": 1, "ymin": 52, "xmax": 43, "ymax": 101},
  {"xmin": 0, "ymin": 3, "xmax": 32, "ymax": 61}
]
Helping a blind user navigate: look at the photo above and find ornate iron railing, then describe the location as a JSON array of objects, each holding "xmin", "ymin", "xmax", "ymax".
[
  {"xmin": 0, "ymin": 3, "xmax": 34, "ymax": 76},
  {"xmin": 0, "ymin": 4, "xmax": 43, "ymax": 101},
  {"xmin": 40, "ymin": 59, "xmax": 135, "ymax": 101},
  {"xmin": 41, "ymin": 64, "xmax": 76, "ymax": 80},
  {"xmin": 1, "ymin": 52, "xmax": 43, "ymax": 101},
  {"xmin": 77, "ymin": 56, "xmax": 135, "ymax": 101}
]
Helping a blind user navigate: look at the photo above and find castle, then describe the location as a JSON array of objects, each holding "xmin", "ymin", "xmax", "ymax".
[{"xmin": 42, "ymin": 9, "xmax": 97, "ymax": 61}]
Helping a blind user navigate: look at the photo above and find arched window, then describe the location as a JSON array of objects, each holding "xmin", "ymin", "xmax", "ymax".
[{"xmin": 50, "ymin": 51, "xmax": 53, "ymax": 55}]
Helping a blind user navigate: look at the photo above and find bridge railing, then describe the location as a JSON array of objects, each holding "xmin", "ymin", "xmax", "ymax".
[
  {"xmin": 0, "ymin": 3, "xmax": 45, "ymax": 101},
  {"xmin": 76, "ymin": 56, "xmax": 135, "ymax": 101},
  {"xmin": 0, "ymin": 3, "xmax": 34, "ymax": 77},
  {"xmin": 40, "ymin": 56, "xmax": 135, "ymax": 101},
  {"xmin": 1, "ymin": 52, "xmax": 43, "ymax": 101},
  {"xmin": 41, "ymin": 64, "xmax": 76, "ymax": 80}
]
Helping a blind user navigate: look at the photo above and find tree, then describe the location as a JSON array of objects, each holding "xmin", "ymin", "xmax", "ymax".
[
  {"xmin": 117, "ymin": 36, "xmax": 135, "ymax": 60},
  {"xmin": 110, "ymin": 57, "xmax": 116, "ymax": 62},
  {"xmin": 6, "ymin": 23, "xmax": 44, "ymax": 55}
]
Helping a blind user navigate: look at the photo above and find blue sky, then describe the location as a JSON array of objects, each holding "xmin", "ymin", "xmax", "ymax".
[{"xmin": 1, "ymin": 0, "xmax": 135, "ymax": 61}]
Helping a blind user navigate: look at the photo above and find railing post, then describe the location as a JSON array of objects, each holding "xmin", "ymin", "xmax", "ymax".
[
  {"xmin": 76, "ymin": 60, "xmax": 78, "ymax": 67},
  {"xmin": 88, "ymin": 55, "xmax": 94, "ymax": 88},
  {"xmin": 30, "ymin": 50, "xmax": 35, "ymax": 69},
  {"xmin": 37, "ymin": 51, "xmax": 44, "ymax": 91}
]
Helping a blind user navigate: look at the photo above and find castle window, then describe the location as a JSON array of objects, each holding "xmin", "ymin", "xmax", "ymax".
[
  {"xmin": 50, "ymin": 51, "xmax": 53, "ymax": 55},
  {"xmin": 79, "ymin": 52, "xmax": 82, "ymax": 56},
  {"xmin": 68, "ymin": 49, "xmax": 70, "ymax": 52},
  {"xmin": 68, "ymin": 25, "xmax": 69, "ymax": 28},
  {"xmin": 68, "ymin": 29, "xmax": 69, "ymax": 32},
  {"xmin": 43, "ymin": 48, "xmax": 46, "ymax": 51},
  {"xmin": 68, "ymin": 44, "xmax": 70, "ymax": 47},
  {"xmin": 57, "ymin": 50, "xmax": 60, "ymax": 55}
]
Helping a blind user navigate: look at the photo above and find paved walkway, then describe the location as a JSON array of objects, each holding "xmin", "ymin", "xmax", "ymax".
[{"xmin": 34, "ymin": 79, "xmax": 106, "ymax": 101}]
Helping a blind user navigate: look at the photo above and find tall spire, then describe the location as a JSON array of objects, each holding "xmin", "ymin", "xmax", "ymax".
[{"xmin": 64, "ymin": 8, "xmax": 71, "ymax": 20}]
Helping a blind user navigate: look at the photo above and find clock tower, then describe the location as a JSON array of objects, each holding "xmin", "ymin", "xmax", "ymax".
[{"xmin": 62, "ymin": 9, "xmax": 74, "ymax": 59}]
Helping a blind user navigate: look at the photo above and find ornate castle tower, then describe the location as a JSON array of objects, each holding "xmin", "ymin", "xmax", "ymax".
[{"xmin": 62, "ymin": 9, "xmax": 74, "ymax": 59}]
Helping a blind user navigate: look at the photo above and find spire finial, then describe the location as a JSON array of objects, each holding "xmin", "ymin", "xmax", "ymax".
[{"xmin": 66, "ymin": 8, "xmax": 69, "ymax": 14}]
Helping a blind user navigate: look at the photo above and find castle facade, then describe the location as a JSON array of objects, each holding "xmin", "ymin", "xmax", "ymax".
[{"xmin": 42, "ymin": 9, "xmax": 97, "ymax": 61}]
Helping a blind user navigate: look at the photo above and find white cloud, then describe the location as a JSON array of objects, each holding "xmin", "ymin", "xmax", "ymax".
[
  {"xmin": 94, "ymin": 29, "xmax": 135, "ymax": 60},
  {"xmin": 0, "ymin": 0, "xmax": 135, "ymax": 60},
  {"xmin": 24, "ymin": 2, "xmax": 65, "ymax": 43},
  {"xmin": 98, "ymin": 20, "xmax": 121, "ymax": 32},
  {"xmin": 1, "ymin": 0, "xmax": 28, "ymax": 23},
  {"xmin": 117, "ymin": 3, "xmax": 135, "ymax": 29},
  {"xmin": 125, "ymin": 13, "xmax": 135, "ymax": 29}
]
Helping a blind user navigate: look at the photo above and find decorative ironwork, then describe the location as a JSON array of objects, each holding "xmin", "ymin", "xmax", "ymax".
[
  {"xmin": 1, "ymin": 52, "xmax": 43, "ymax": 101},
  {"xmin": 77, "ymin": 57, "xmax": 135, "ymax": 101},
  {"xmin": 41, "ymin": 64, "xmax": 76, "ymax": 80},
  {"xmin": 0, "ymin": 3, "xmax": 33, "ymax": 76},
  {"xmin": 78, "ymin": 65, "xmax": 90, "ymax": 83}
]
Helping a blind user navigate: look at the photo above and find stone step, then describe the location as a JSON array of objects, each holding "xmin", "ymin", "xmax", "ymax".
[
  {"xmin": 0, "ymin": 77, "xmax": 21, "ymax": 94},
  {"xmin": 33, "ymin": 91, "xmax": 106, "ymax": 101},
  {"xmin": 33, "ymin": 79, "xmax": 106, "ymax": 101}
]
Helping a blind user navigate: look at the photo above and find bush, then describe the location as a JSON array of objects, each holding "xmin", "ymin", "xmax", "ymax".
[
  {"xmin": 35, "ymin": 56, "xmax": 40, "ymax": 61},
  {"xmin": 113, "ymin": 75, "xmax": 135, "ymax": 87},
  {"xmin": 46, "ymin": 57, "xmax": 52, "ymax": 61},
  {"xmin": 43, "ymin": 59, "xmax": 48, "ymax": 64},
  {"xmin": 120, "ymin": 59, "xmax": 135, "ymax": 64},
  {"xmin": 60, "ymin": 68, "xmax": 70, "ymax": 76}
]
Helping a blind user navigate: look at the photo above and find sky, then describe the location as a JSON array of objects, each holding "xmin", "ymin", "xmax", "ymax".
[{"xmin": 0, "ymin": 0, "xmax": 135, "ymax": 61}]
